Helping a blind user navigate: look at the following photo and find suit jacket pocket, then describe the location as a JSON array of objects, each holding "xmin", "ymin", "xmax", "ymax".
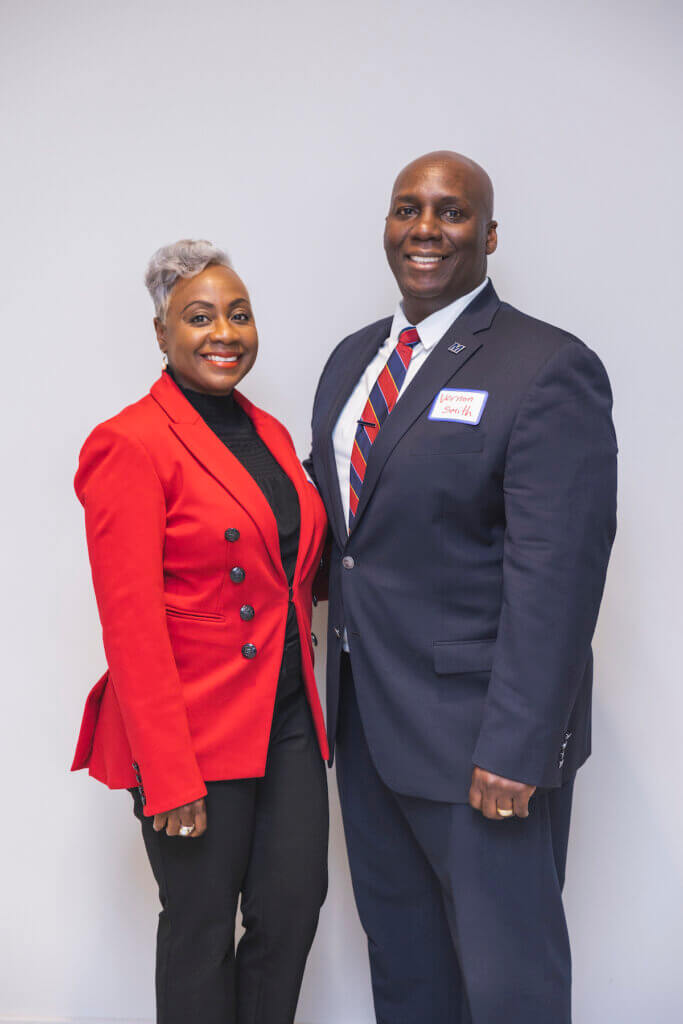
[
  {"xmin": 433, "ymin": 638, "xmax": 496, "ymax": 675},
  {"xmin": 408, "ymin": 431, "xmax": 485, "ymax": 455}
]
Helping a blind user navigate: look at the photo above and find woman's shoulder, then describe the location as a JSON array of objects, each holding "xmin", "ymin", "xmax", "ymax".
[{"xmin": 78, "ymin": 383, "xmax": 168, "ymax": 459}]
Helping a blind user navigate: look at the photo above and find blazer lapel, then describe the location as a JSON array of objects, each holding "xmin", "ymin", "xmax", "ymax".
[
  {"xmin": 351, "ymin": 282, "xmax": 501, "ymax": 531},
  {"xmin": 237, "ymin": 392, "xmax": 317, "ymax": 587},
  {"xmin": 320, "ymin": 318, "xmax": 392, "ymax": 548},
  {"xmin": 151, "ymin": 373, "xmax": 285, "ymax": 581}
]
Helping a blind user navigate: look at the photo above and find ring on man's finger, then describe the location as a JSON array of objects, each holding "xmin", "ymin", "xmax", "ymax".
[
  {"xmin": 496, "ymin": 807, "xmax": 514, "ymax": 818},
  {"xmin": 179, "ymin": 824, "xmax": 196, "ymax": 836}
]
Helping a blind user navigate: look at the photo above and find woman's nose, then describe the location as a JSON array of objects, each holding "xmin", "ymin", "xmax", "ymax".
[{"xmin": 211, "ymin": 317, "xmax": 238, "ymax": 342}]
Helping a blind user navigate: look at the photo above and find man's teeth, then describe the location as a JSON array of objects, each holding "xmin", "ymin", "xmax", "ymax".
[
  {"xmin": 205, "ymin": 354, "xmax": 239, "ymax": 364},
  {"xmin": 409, "ymin": 255, "xmax": 443, "ymax": 264}
]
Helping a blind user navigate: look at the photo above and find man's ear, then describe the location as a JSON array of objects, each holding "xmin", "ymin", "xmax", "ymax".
[{"xmin": 486, "ymin": 221, "xmax": 498, "ymax": 256}]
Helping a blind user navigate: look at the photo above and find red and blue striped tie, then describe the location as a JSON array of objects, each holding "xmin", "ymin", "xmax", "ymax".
[{"xmin": 349, "ymin": 326, "xmax": 420, "ymax": 528}]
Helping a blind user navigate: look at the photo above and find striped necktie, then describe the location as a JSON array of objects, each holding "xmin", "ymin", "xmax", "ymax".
[{"xmin": 349, "ymin": 326, "xmax": 420, "ymax": 528}]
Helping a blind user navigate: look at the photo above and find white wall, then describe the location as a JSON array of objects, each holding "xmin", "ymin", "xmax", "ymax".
[{"xmin": 1, "ymin": 0, "xmax": 682, "ymax": 1020}]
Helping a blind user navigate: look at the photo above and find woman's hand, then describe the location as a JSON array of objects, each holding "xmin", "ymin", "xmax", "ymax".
[{"xmin": 153, "ymin": 797, "xmax": 207, "ymax": 837}]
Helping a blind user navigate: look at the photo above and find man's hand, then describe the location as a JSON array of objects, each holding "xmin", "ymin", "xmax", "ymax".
[
  {"xmin": 153, "ymin": 797, "xmax": 207, "ymax": 837},
  {"xmin": 469, "ymin": 767, "xmax": 536, "ymax": 820}
]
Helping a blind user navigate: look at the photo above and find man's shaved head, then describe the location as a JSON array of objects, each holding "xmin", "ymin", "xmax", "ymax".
[
  {"xmin": 383, "ymin": 150, "xmax": 498, "ymax": 323},
  {"xmin": 390, "ymin": 151, "xmax": 494, "ymax": 221}
]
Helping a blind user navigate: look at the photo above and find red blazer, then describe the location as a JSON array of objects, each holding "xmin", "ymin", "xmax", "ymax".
[{"xmin": 71, "ymin": 372, "xmax": 329, "ymax": 816}]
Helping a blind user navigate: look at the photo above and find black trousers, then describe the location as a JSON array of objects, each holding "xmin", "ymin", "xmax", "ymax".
[
  {"xmin": 131, "ymin": 653, "xmax": 329, "ymax": 1024},
  {"xmin": 336, "ymin": 654, "xmax": 574, "ymax": 1024}
]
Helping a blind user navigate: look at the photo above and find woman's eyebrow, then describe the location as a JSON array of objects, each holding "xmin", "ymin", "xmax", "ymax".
[
  {"xmin": 180, "ymin": 296, "xmax": 250, "ymax": 314},
  {"xmin": 180, "ymin": 299, "xmax": 216, "ymax": 314}
]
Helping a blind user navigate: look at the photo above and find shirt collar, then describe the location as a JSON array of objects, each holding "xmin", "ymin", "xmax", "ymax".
[{"xmin": 389, "ymin": 277, "xmax": 490, "ymax": 351}]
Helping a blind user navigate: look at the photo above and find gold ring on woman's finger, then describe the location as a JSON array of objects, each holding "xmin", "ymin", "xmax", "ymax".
[{"xmin": 179, "ymin": 824, "xmax": 195, "ymax": 836}]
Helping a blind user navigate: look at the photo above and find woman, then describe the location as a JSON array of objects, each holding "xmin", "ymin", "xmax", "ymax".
[{"xmin": 71, "ymin": 239, "xmax": 329, "ymax": 1024}]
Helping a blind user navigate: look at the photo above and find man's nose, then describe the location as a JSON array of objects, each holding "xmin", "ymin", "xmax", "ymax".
[{"xmin": 412, "ymin": 208, "xmax": 441, "ymax": 239}]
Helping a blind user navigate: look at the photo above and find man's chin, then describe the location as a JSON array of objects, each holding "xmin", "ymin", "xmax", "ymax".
[{"xmin": 400, "ymin": 280, "xmax": 454, "ymax": 302}]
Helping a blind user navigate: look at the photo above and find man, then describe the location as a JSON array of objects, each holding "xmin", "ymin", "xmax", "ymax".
[{"xmin": 306, "ymin": 151, "xmax": 617, "ymax": 1023}]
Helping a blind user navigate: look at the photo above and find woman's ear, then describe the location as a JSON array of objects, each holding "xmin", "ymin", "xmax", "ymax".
[{"xmin": 154, "ymin": 317, "xmax": 167, "ymax": 354}]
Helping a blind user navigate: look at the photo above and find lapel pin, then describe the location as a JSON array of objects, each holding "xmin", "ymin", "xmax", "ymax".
[{"xmin": 448, "ymin": 342, "xmax": 466, "ymax": 355}]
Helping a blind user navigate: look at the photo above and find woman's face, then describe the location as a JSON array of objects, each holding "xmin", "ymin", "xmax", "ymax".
[{"xmin": 155, "ymin": 265, "xmax": 258, "ymax": 394}]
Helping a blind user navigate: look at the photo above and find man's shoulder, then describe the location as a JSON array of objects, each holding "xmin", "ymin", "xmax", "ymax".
[
  {"xmin": 312, "ymin": 316, "xmax": 393, "ymax": 399},
  {"xmin": 331, "ymin": 315, "xmax": 393, "ymax": 359},
  {"xmin": 495, "ymin": 300, "xmax": 584, "ymax": 355},
  {"xmin": 493, "ymin": 300, "xmax": 611, "ymax": 398}
]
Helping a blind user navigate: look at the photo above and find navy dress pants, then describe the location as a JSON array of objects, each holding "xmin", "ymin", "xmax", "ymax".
[
  {"xmin": 335, "ymin": 655, "xmax": 574, "ymax": 1024},
  {"xmin": 131, "ymin": 653, "xmax": 328, "ymax": 1024}
]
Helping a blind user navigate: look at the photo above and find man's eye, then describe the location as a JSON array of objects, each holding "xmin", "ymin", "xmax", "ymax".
[
  {"xmin": 443, "ymin": 209, "xmax": 463, "ymax": 221},
  {"xmin": 396, "ymin": 206, "xmax": 417, "ymax": 217}
]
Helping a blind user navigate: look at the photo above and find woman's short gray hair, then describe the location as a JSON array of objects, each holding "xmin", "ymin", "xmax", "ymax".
[{"xmin": 144, "ymin": 239, "xmax": 232, "ymax": 321}]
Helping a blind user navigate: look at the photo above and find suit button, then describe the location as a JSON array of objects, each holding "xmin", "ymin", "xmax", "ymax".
[
  {"xmin": 224, "ymin": 528, "xmax": 240, "ymax": 542},
  {"xmin": 334, "ymin": 627, "xmax": 342, "ymax": 639},
  {"xmin": 342, "ymin": 556, "xmax": 355, "ymax": 569},
  {"xmin": 230, "ymin": 566, "xmax": 246, "ymax": 584},
  {"xmin": 242, "ymin": 643, "xmax": 257, "ymax": 659},
  {"xmin": 311, "ymin": 632, "xmax": 318, "ymax": 646},
  {"xmin": 312, "ymin": 594, "xmax": 318, "ymax": 607},
  {"xmin": 240, "ymin": 604, "xmax": 255, "ymax": 621}
]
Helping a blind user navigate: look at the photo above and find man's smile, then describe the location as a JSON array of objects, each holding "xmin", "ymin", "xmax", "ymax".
[{"xmin": 405, "ymin": 252, "xmax": 452, "ymax": 270}]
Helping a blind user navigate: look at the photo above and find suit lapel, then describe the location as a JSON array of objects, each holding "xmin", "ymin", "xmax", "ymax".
[
  {"xmin": 351, "ymin": 282, "xmax": 501, "ymax": 531},
  {"xmin": 321, "ymin": 319, "xmax": 392, "ymax": 548},
  {"xmin": 151, "ymin": 373, "xmax": 286, "ymax": 582}
]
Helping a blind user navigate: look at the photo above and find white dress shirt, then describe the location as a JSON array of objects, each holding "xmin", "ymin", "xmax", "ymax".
[{"xmin": 332, "ymin": 277, "xmax": 490, "ymax": 650}]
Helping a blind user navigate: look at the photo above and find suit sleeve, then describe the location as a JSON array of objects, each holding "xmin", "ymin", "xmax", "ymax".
[
  {"xmin": 75, "ymin": 423, "xmax": 207, "ymax": 815},
  {"xmin": 472, "ymin": 341, "xmax": 618, "ymax": 786}
]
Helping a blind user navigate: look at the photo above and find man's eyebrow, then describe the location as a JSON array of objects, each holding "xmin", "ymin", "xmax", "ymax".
[{"xmin": 392, "ymin": 192, "xmax": 467, "ymax": 205}]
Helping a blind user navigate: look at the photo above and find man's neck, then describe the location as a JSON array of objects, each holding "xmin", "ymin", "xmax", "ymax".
[{"xmin": 401, "ymin": 277, "xmax": 488, "ymax": 326}]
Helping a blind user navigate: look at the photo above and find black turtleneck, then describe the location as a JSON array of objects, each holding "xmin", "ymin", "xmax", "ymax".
[{"xmin": 167, "ymin": 368, "xmax": 301, "ymax": 649}]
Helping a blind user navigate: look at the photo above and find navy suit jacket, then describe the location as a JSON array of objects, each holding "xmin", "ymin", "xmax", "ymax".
[{"xmin": 306, "ymin": 282, "xmax": 617, "ymax": 800}]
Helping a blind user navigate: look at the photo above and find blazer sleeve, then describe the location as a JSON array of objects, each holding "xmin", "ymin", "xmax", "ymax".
[
  {"xmin": 471, "ymin": 340, "xmax": 618, "ymax": 786},
  {"xmin": 75, "ymin": 422, "xmax": 207, "ymax": 815}
]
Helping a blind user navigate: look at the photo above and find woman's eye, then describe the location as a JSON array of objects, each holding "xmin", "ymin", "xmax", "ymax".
[
  {"xmin": 189, "ymin": 314, "xmax": 209, "ymax": 324},
  {"xmin": 232, "ymin": 312, "xmax": 250, "ymax": 322}
]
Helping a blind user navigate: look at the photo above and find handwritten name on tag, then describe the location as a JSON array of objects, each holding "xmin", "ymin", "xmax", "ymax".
[{"xmin": 428, "ymin": 388, "xmax": 488, "ymax": 425}]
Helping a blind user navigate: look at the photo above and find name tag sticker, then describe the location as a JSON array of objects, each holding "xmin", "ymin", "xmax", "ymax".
[{"xmin": 428, "ymin": 389, "xmax": 488, "ymax": 425}]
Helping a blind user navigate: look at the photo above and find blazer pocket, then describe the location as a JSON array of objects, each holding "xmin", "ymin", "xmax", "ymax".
[
  {"xmin": 433, "ymin": 638, "xmax": 496, "ymax": 675},
  {"xmin": 165, "ymin": 606, "xmax": 225, "ymax": 623},
  {"xmin": 71, "ymin": 669, "xmax": 109, "ymax": 770}
]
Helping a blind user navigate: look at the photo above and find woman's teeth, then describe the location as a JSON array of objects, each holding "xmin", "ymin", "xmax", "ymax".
[{"xmin": 203, "ymin": 354, "xmax": 239, "ymax": 364}]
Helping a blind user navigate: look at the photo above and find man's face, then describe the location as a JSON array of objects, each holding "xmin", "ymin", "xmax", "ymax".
[{"xmin": 383, "ymin": 157, "xmax": 497, "ymax": 322}]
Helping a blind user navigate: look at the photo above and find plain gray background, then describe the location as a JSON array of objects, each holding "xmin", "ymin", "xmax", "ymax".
[{"xmin": 1, "ymin": 0, "xmax": 682, "ymax": 1021}]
